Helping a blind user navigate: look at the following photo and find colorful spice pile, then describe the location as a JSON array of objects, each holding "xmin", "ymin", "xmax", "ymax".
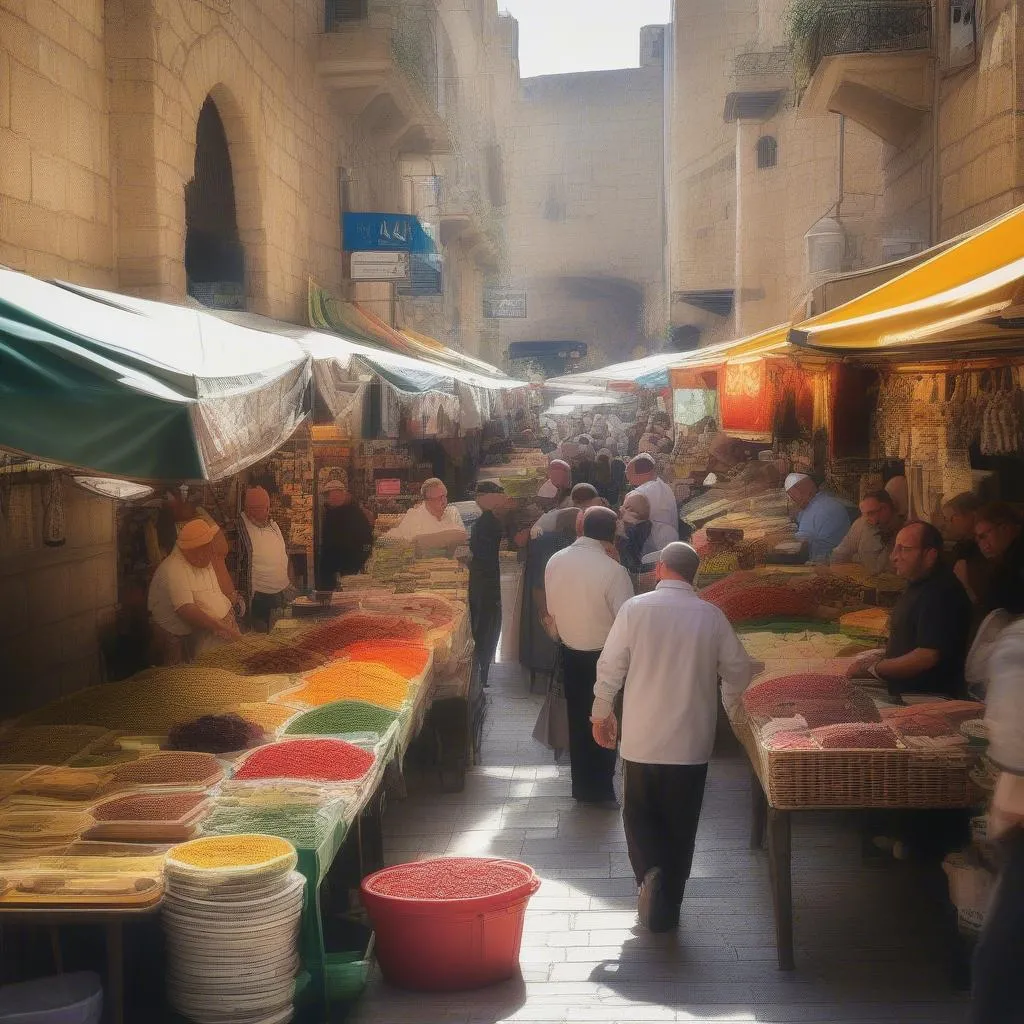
[
  {"xmin": 0, "ymin": 725, "xmax": 111, "ymax": 766},
  {"xmin": 201, "ymin": 803, "xmax": 339, "ymax": 850},
  {"xmin": 812, "ymin": 723, "xmax": 901, "ymax": 750},
  {"xmin": 108, "ymin": 751, "xmax": 223, "ymax": 789},
  {"xmin": 743, "ymin": 673, "xmax": 852, "ymax": 716},
  {"xmin": 92, "ymin": 792, "xmax": 207, "ymax": 822},
  {"xmin": 839, "ymin": 606, "xmax": 891, "ymax": 638},
  {"xmin": 286, "ymin": 662, "xmax": 410, "ymax": 710},
  {"xmin": 231, "ymin": 702, "xmax": 299, "ymax": 733},
  {"xmin": 167, "ymin": 714, "xmax": 266, "ymax": 754},
  {"xmin": 365, "ymin": 857, "xmax": 535, "ymax": 901},
  {"xmin": 340, "ymin": 640, "xmax": 430, "ymax": 680},
  {"xmin": 242, "ymin": 646, "xmax": 326, "ymax": 676},
  {"xmin": 167, "ymin": 833, "xmax": 296, "ymax": 872},
  {"xmin": 284, "ymin": 701, "xmax": 398, "ymax": 738},
  {"xmin": 297, "ymin": 614, "xmax": 426, "ymax": 657},
  {"xmin": 12, "ymin": 767, "xmax": 112, "ymax": 802},
  {"xmin": 712, "ymin": 586, "xmax": 822, "ymax": 625},
  {"xmin": 233, "ymin": 738, "xmax": 375, "ymax": 783}
]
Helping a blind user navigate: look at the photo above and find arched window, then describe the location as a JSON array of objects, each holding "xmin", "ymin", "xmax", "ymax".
[
  {"xmin": 756, "ymin": 135, "xmax": 778, "ymax": 170},
  {"xmin": 185, "ymin": 97, "xmax": 245, "ymax": 309}
]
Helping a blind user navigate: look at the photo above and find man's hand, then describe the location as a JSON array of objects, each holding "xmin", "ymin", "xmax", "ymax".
[
  {"xmin": 591, "ymin": 714, "xmax": 618, "ymax": 750},
  {"xmin": 541, "ymin": 614, "xmax": 559, "ymax": 641},
  {"xmin": 846, "ymin": 649, "xmax": 883, "ymax": 679},
  {"xmin": 216, "ymin": 618, "xmax": 241, "ymax": 642}
]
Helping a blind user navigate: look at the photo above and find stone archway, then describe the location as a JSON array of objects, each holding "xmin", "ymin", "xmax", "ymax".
[{"xmin": 184, "ymin": 96, "xmax": 246, "ymax": 309}]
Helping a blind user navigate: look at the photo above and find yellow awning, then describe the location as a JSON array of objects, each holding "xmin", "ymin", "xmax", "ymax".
[
  {"xmin": 669, "ymin": 323, "xmax": 793, "ymax": 377},
  {"xmin": 791, "ymin": 204, "xmax": 1024, "ymax": 351}
]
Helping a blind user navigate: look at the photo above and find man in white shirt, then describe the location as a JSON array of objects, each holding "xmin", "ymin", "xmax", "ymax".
[
  {"xmin": 239, "ymin": 486, "xmax": 291, "ymax": 631},
  {"xmin": 626, "ymin": 454, "xmax": 679, "ymax": 552},
  {"xmin": 148, "ymin": 518, "xmax": 241, "ymax": 664},
  {"xmin": 545, "ymin": 507, "xmax": 635, "ymax": 805},
  {"xmin": 384, "ymin": 478, "xmax": 468, "ymax": 547},
  {"xmin": 592, "ymin": 542, "xmax": 754, "ymax": 931}
]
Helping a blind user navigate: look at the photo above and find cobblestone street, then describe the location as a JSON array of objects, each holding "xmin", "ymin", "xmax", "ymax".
[{"xmin": 354, "ymin": 659, "xmax": 970, "ymax": 1024}]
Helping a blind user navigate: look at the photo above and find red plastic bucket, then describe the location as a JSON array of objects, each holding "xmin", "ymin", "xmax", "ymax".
[{"xmin": 360, "ymin": 857, "xmax": 541, "ymax": 991}]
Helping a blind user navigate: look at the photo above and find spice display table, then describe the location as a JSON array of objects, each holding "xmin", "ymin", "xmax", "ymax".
[{"xmin": 732, "ymin": 716, "xmax": 980, "ymax": 970}]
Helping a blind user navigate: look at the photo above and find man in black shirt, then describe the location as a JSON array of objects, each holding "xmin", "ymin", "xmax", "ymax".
[
  {"xmin": 849, "ymin": 521, "xmax": 971, "ymax": 698},
  {"xmin": 315, "ymin": 479, "xmax": 374, "ymax": 594},
  {"xmin": 941, "ymin": 492, "xmax": 992, "ymax": 607},
  {"xmin": 976, "ymin": 502, "xmax": 1024, "ymax": 614}
]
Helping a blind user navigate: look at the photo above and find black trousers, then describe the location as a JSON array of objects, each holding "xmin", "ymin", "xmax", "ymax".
[
  {"xmin": 560, "ymin": 645, "xmax": 617, "ymax": 802},
  {"xmin": 249, "ymin": 590, "xmax": 285, "ymax": 631},
  {"xmin": 469, "ymin": 573, "xmax": 502, "ymax": 687},
  {"xmin": 623, "ymin": 760, "xmax": 709, "ymax": 907},
  {"xmin": 970, "ymin": 827, "xmax": 1024, "ymax": 1024}
]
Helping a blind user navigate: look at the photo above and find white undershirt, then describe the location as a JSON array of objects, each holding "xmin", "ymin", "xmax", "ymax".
[{"xmin": 242, "ymin": 514, "xmax": 290, "ymax": 594}]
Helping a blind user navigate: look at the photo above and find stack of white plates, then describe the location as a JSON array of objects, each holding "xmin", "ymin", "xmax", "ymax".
[{"xmin": 162, "ymin": 836, "xmax": 304, "ymax": 1024}]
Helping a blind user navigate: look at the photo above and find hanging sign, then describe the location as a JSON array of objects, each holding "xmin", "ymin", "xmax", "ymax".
[
  {"xmin": 484, "ymin": 289, "xmax": 527, "ymax": 319},
  {"xmin": 342, "ymin": 212, "xmax": 436, "ymax": 254},
  {"xmin": 350, "ymin": 252, "xmax": 411, "ymax": 281}
]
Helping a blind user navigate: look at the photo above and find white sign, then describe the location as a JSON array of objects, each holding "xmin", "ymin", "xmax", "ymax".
[{"xmin": 350, "ymin": 251, "xmax": 411, "ymax": 281}]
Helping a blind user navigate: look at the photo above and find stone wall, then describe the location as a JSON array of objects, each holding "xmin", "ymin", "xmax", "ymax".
[
  {"xmin": 505, "ymin": 58, "xmax": 666, "ymax": 365},
  {"xmin": 0, "ymin": 0, "xmax": 115, "ymax": 286},
  {"xmin": 0, "ymin": 477, "xmax": 117, "ymax": 718}
]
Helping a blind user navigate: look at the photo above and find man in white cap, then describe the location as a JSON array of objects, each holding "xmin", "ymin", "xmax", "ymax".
[
  {"xmin": 383, "ymin": 478, "xmax": 468, "ymax": 546},
  {"xmin": 785, "ymin": 472, "xmax": 851, "ymax": 563},
  {"xmin": 626, "ymin": 454, "xmax": 679, "ymax": 553},
  {"xmin": 148, "ymin": 518, "xmax": 241, "ymax": 664},
  {"xmin": 316, "ymin": 478, "xmax": 374, "ymax": 593}
]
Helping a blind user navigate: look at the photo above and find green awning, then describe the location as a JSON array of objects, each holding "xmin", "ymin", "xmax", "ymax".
[{"xmin": 0, "ymin": 271, "xmax": 311, "ymax": 481}]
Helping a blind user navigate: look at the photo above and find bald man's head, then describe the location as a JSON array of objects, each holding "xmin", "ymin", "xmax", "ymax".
[
  {"xmin": 657, "ymin": 542, "xmax": 700, "ymax": 584},
  {"xmin": 582, "ymin": 505, "xmax": 619, "ymax": 544},
  {"xmin": 244, "ymin": 486, "xmax": 272, "ymax": 526}
]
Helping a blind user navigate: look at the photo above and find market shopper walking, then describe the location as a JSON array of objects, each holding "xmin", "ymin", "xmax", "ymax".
[
  {"xmin": 591, "ymin": 542, "xmax": 754, "ymax": 931},
  {"xmin": 544, "ymin": 506, "xmax": 634, "ymax": 805},
  {"xmin": 625, "ymin": 454, "xmax": 679, "ymax": 551},
  {"xmin": 971, "ymin": 603, "xmax": 1024, "ymax": 1023}
]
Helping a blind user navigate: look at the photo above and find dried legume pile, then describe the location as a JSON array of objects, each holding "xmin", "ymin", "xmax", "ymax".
[
  {"xmin": 93, "ymin": 792, "xmax": 206, "ymax": 822},
  {"xmin": 838, "ymin": 607, "xmax": 890, "ymax": 637},
  {"xmin": 366, "ymin": 857, "xmax": 533, "ymax": 900},
  {"xmin": 201, "ymin": 804, "xmax": 338, "ymax": 849},
  {"xmin": 880, "ymin": 700, "xmax": 982, "ymax": 726},
  {"xmin": 232, "ymin": 703, "xmax": 298, "ymax": 733},
  {"xmin": 743, "ymin": 673, "xmax": 852, "ymax": 716},
  {"xmin": 812, "ymin": 723, "xmax": 900, "ymax": 749},
  {"xmin": 889, "ymin": 713, "xmax": 954, "ymax": 738},
  {"xmin": 0, "ymin": 726, "xmax": 111, "ymax": 766},
  {"xmin": 765, "ymin": 730, "xmax": 819, "ymax": 751},
  {"xmin": 768, "ymin": 696, "xmax": 881, "ymax": 729},
  {"xmin": 167, "ymin": 714, "xmax": 265, "ymax": 754},
  {"xmin": 340, "ymin": 640, "xmax": 430, "ymax": 679},
  {"xmin": 193, "ymin": 635, "xmax": 286, "ymax": 672},
  {"xmin": 284, "ymin": 701, "xmax": 398, "ymax": 737},
  {"xmin": 296, "ymin": 615, "xmax": 426, "ymax": 657},
  {"xmin": 109, "ymin": 751, "xmax": 223, "ymax": 788},
  {"xmin": 169, "ymin": 834, "xmax": 295, "ymax": 870},
  {"xmin": 233, "ymin": 738, "xmax": 375, "ymax": 783},
  {"xmin": 242, "ymin": 646, "xmax": 326, "ymax": 675},
  {"xmin": 712, "ymin": 586, "xmax": 821, "ymax": 624},
  {"xmin": 287, "ymin": 663, "xmax": 410, "ymax": 710}
]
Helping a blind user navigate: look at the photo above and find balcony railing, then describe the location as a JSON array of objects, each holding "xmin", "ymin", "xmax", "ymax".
[
  {"xmin": 326, "ymin": 0, "xmax": 439, "ymax": 110},
  {"xmin": 795, "ymin": 1, "xmax": 932, "ymax": 77}
]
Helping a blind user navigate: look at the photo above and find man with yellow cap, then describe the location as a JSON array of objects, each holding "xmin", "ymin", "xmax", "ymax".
[{"xmin": 147, "ymin": 518, "xmax": 241, "ymax": 664}]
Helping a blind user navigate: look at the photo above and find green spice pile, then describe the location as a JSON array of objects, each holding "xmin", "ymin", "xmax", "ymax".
[{"xmin": 283, "ymin": 701, "xmax": 398, "ymax": 737}]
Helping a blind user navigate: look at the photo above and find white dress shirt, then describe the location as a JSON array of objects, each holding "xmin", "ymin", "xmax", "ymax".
[
  {"xmin": 593, "ymin": 580, "xmax": 754, "ymax": 765},
  {"xmin": 148, "ymin": 548, "xmax": 233, "ymax": 636},
  {"xmin": 241, "ymin": 514, "xmax": 290, "ymax": 594},
  {"xmin": 544, "ymin": 538, "xmax": 635, "ymax": 651},
  {"xmin": 986, "ymin": 617, "xmax": 1024, "ymax": 775},
  {"xmin": 634, "ymin": 477, "xmax": 679, "ymax": 551},
  {"xmin": 385, "ymin": 502, "xmax": 468, "ymax": 542}
]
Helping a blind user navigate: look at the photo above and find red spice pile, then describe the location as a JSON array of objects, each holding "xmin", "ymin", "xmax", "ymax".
[
  {"xmin": 743, "ymin": 673, "xmax": 851, "ymax": 716},
  {"xmin": 712, "ymin": 586, "xmax": 820, "ymax": 624},
  {"xmin": 233, "ymin": 738, "xmax": 375, "ymax": 783},
  {"xmin": 297, "ymin": 615, "xmax": 426, "ymax": 657},
  {"xmin": 366, "ymin": 857, "xmax": 533, "ymax": 900}
]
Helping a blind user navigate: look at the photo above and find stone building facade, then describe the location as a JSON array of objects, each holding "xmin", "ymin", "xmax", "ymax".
[
  {"xmin": 668, "ymin": 0, "xmax": 886, "ymax": 346},
  {"xmin": 503, "ymin": 26, "xmax": 668, "ymax": 367},
  {"xmin": 0, "ymin": 0, "xmax": 516, "ymax": 712}
]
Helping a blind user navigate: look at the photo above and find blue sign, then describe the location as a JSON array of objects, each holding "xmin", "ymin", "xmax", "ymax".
[{"xmin": 342, "ymin": 213, "xmax": 437, "ymax": 254}]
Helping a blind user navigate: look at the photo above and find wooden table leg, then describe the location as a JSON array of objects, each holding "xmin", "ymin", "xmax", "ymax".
[
  {"xmin": 105, "ymin": 921, "xmax": 124, "ymax": 1024},
  {"xmin": 766, "ymin": 807, "xmax": 795, "ymax": 971},
  {"xmin": 750, "ymin": 770, "xmax": 767, "ymax": 850}
]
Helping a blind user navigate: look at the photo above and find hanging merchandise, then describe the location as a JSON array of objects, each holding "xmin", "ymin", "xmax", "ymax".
[
  {"xmin": 43, "ymin": 474, "xmax": 66, "ymax": 547},
  {"xmin": 979, "ymin": 367, "xmax": 1023, "ymax": 456}
]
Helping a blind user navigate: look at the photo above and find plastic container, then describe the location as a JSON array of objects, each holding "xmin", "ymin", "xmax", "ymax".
[
  {"xmin": 360, "ymin": 857, "xmax": 540, "ymax": 991},
  {"xmin": 0, "ymin": 971, "xmax": 102, "ymax": 1024}
]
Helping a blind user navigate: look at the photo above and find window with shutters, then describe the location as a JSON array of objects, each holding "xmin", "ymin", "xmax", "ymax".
[{"xmin": 756, "ymin": 136, "xmax": 778, "ymax": 170}]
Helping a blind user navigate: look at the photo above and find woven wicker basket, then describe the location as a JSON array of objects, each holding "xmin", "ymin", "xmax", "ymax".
[{"xmin": 734, "ymin": 719, "xmax": 978, "ymax": 811}]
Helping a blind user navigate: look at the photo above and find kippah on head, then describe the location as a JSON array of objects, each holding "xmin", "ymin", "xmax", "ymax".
[
  {"xmin": 571, "ymin": 482, "xmax": 599, "ymax": 504},
  {"xmin": 630, "ymin": 454, "xmax": 656, "ymax": 472},
  {"xmin": 784, "ymin": 472, "xmax": 810, "ymax": 491},
  {"xmin": 659, "ymin": 542, "xmax": 700, "ymax": 582},
  {"xmin": 582, "ymin": 505, "xmax": 618, "ymax": 543}
]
